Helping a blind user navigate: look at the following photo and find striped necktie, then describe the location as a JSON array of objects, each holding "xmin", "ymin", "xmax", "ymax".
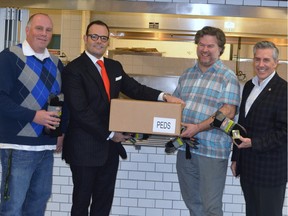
[{"xmin": 97, "ymin": 60, "xmax": 110, "ymax": 100}]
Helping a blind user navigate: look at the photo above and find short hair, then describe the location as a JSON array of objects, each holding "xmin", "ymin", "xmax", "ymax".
[
  {"xmin": 194, "ymin": 26, "xmax": 226, "ymax": 56},
  {"xmin": 27, "ymin": 13, "xmax": 51, "ymax": 27},
  {"xmin": 86, "ymin": 20, "xmax": 110, "ymax": 36},
  {"xmin": 253, "ymin": 41, "xmax": 279, "ymax": 61}
]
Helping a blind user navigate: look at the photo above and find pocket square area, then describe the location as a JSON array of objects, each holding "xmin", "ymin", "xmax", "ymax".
[{"xmin": 115, "ymin": 76, "xmax": 122, "ymax": 81}]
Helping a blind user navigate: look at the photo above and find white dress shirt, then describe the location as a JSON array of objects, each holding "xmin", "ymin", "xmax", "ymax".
[{"xmin": 245, "ymin": 71, "xmax": 275, "ymax": 117}]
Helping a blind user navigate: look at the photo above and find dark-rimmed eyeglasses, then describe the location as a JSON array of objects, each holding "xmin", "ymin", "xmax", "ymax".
[{"xmin": 87, "ymin": 34, "xmax": 109, "ymax": 42}]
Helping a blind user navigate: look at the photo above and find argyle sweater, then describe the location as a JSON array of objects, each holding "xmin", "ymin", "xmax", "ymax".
[{"xmin": 0, "ymin": 44, "xmax": 63, "ymax": 147}]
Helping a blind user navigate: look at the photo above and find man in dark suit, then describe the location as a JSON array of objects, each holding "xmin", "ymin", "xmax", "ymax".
[
  {"xmin": 61, "ymin": 20, "xmax": 184, "ymax": 216},
  {"xmin": 231, "ymin": 41, "xmax": 287, "ymax": 216}
]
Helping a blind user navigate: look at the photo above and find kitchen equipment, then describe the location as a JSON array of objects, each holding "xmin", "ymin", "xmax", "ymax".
[{"xmin": 0, "ymin": 8, "xmax": 29, "ymax": 51}]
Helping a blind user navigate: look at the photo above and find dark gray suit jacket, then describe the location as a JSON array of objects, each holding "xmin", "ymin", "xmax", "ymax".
[
  {"xmin": 62, "ymin": 52, "xmax": 161, "ymax": 166},
  {"xmin": 232, "ymin": 73, "xmax": 287, "ymax": 187}
]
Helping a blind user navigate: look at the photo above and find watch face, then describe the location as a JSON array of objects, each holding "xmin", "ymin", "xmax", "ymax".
[{"xmin": 232, "ymin": 130, "xmax": 240, "ymax": 139}]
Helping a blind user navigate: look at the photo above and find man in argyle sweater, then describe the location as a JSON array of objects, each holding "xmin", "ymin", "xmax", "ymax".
[{"xmin": 0, "ymin": 13, "xmax": 63, "ymax": 216}]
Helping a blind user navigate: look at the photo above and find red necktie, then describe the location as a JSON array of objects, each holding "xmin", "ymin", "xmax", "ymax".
[{"xmin": 97, "ymin": 60, "xmax": 110, "ymax": 100}]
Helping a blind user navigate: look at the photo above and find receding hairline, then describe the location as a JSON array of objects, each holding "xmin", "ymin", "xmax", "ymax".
[{"xmin": 27, "ymin": 13, "xmax": 52, "ymax": 27}]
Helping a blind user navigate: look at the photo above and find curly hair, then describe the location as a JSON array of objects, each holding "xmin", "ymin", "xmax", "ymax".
[{"xmin": 195, "ymin": 26, "xmax": 226, "ymax": 56}]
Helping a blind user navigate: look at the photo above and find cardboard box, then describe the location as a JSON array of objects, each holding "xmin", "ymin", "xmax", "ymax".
[{"xmin": 109, "ymin": 99, "xmax": 182, "ymax": 136}]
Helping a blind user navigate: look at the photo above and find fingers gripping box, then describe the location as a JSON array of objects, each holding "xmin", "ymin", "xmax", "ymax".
[{"xmin": 109, "ymin": 99, "xmax": 182, "ymax": 136}]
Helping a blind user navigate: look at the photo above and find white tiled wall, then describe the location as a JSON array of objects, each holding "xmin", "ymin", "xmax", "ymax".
[
  {"xmin": 38, "ymin": 145, "xmax": 287, "ymax": 216},
  {"xmin": 60, "ymin": 10, "xmax": 83, "ymax": 61},
  {"xmin": 111, "ymin": 145, "xmax": 242, "ymax": 216}
]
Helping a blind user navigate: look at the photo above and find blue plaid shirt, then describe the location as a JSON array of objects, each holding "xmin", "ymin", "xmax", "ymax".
[{"xmin": 173, "ymin": 60, "xmax": 240, "ymax": 159}]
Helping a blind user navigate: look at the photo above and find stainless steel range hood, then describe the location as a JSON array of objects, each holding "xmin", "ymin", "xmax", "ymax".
[
  {"xmin": 0, "ymin": 0, "xmax": 286, "ymax": 19},
  {"xmin": 0, "ymin": 0, "xmax": 287, "ymax": 46},
  {"xmin": 92, "ymin": 11, "xmax": 287, "ymax": 46}
]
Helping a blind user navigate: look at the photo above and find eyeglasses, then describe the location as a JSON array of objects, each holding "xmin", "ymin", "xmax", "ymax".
[{"xmin": 87, "ymin": 34, "xmax": 109, "ymax": 42}]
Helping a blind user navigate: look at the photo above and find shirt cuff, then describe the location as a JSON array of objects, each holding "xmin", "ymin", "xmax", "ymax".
[
  {"xmin": 158, "ymin": 92, "xmax": 165, "ymax": 101},
  {"xmin": 107, "ymin": 131, "xmax": 115, "ymax": 140}
]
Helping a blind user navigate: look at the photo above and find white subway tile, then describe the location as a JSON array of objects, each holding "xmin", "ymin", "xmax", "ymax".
[
  {"xmin": 146, "ymin": 171, "xmax": 163, "ymax": 181},
  {"xmin": 52, "ymin": 194, "xmax": 69, "ymax": 203},
  {"xmin": 138, "ymin": 162, "xmax": 156, "ymax": 171},
  {"xmin": 155, "ymin": 163, "xmax": 173, "ymax": 172},
  {"xmin": 115, "ymin": 188, "xmax": 129, "ymax": 197},
  {"xmin": 116, "ymin": 170, "xmax": 129, "ymax": 179},
  {"xmin": 46, "ymin": 202, "xmax": 60, "ymax": 211},
  {"xmin": 51, "ymin": 185, "xmax": 61, "ymax": 193},
  {"xmin": 52, "ymin": 176, "xmax": 69, "ymax": 185},
  {"xmin": 173, "ymin": 200, "xmax": 188, "ymax": 209},
  {"xmin": 232, "ymin": 194, "xmax": 245, "ymax": 204},
  {"xmin": 130, "ymin": 153, "xmax": 148, "ymax": 162},
  {"xmin": 148, "ymin": 154, "xmax": 165, "ymax": 163},
  {"xmin": 279, "ymin": 1, "xmax": 287, "ymax": 7},
  {"xmin": 120, "ymin": 180, "xmax": 138, "ymax": 189},
  {"xmin": 165, "ymin": 154, "xmax": 177, "ymax": 163},
  {"xmin": 129, "ymin": 189, "xmax": 146, "ymax": 198},
  {"xmin": 208, "ymin": 0, "xmax": 225, "ymax": 4},
  {"xmin": 163, "ymin": 191, "xmax": 181, "ymax": 200},
  {"xmin": 261, "ymin": 0, "xmax": 280, "ymax": 6},
  {"xmin": 226, "ymin": 0, "xmax": 244, "ymax": 5},
  {"xmin": 147, "ymin": 190, "xmax": 164, "ymax": 199},
  {"xmin": 155, "ymin": 199, "xmax": 173, "ymax": 208},
  {"xmin": 138, "ymin": 198, "xmax": 155, "ymax": 207},
  {"xmin": 224, "ymin": 185, "xmax": 243, "ymax": 195},
  {"xmin": 172, "ymin": 0, "xmax": 190, "ymax": 2},
  {"xmin": 244, "ymin": 0, "xmax": 261, "ymax": 6},
  {"xmin": 60, "ymin": 203, "xmax": 72, "ymax": 212},
  {"xmin": 51, "ymin": 212, "xmax": 69, "ymax": 216},
  {"xmin": 129, "ymin": 171, "xmax": 146, "ymax": 180},
  {"xmin": 155, "ymin": 181, "xmax": 172, "ymax": 191},
  {"xmin": 137, "ymin": 180, "xmax": 155, "ymax": 190},
  {"xmin": 121, "ymin": 197, "xmax": 138, "ymax": 207},
  {"xmin": 111, "ymin": 206, "xmax": 129, "ymax": 215},
  {"xmin": 146, "ymin": 208, "xmax": 163, "ymax": 215},
  {"xmin": 189, "ymin": 0, "xmax": 208, "ymax": 3},
  {"xmin": 163, "ymin": 173, "xmax": 179, "ymax": 182},
  {"xmin": 120, "ymin": 161, "xmax": 138, "ymax": 171},
  {"xmin": 138, "ymin": 146, "xmax": 157, "ymax": 154},
  {"xmin": 224, "ymin": 203, "xmax": 243, "ymax": 212},
  {"xmin": 129, "ymin": 207, "xmax": 146, "ymax": 216},
  {"xmin": 163, "ymin": 209, "xmax": 181, "ymax": 216}
]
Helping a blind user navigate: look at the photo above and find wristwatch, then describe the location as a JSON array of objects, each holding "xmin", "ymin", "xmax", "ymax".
[{"xmin": 163, "ymin": 93, "xmax": 171, "ymax": 102}]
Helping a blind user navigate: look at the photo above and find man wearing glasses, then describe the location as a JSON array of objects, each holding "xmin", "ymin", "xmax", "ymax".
[{"xmin": 61, "ymin": 20, "xmax": 184, "ymax": 216}]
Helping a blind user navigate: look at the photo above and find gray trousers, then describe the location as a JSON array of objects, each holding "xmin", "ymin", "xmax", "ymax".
[{"xmin": 176, "ymin": 150, "xmax": 228, "ymax": 216}]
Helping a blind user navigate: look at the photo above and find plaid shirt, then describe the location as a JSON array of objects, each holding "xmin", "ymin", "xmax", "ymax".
[{"xmin": 173, "ymin": 60, "xmax": 240, "ymax": 159}]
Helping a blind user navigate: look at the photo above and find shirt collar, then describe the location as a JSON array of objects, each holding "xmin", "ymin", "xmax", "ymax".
[
  {"xmin": 22, "ymin": 40, "xmax": 51, "ymax": 61},
  {"xmin": 195, "ymin": 59, "xmax": 221, "ymax": 74},
  {"xmin": 85, "ymin": 50, "xmax": 104, "ymax": 64},
  {"xmin": 252, "ymin": 71, "xmax": 275, "ymax": 88}
]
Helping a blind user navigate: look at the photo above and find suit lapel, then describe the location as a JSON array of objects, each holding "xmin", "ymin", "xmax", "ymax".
[
  {"xmin": 82, "ymin": 53, "xmax": 110, "ymax": 102},
  {"xmin": 245, "ymin": 74, "xmax": 279, "ymax": 118},
  {"xmin": 242, "ymin": 81, "xmax": 254, "ymax": 107}
]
